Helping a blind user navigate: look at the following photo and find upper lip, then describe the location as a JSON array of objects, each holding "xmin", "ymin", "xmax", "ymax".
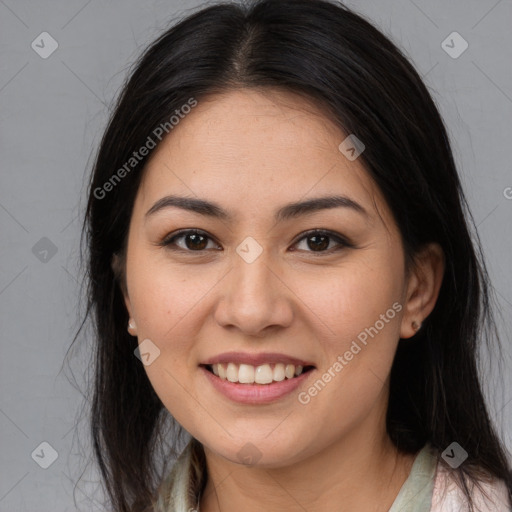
[{"xmin": 200, "ymin": 351, "xmax": 315, "ymax": 368}]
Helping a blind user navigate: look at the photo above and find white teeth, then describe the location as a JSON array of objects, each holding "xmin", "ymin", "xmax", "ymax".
[
  {"xmin": 226, "ymin": 363, "xmax": 238, "ymax": 382},
  {"xmin": 273, "ymin": 363, "xmax": 285, "ymax": 381},
  {"xmin": 238, "ymin": 364, "xmax": 255, "ymax": 384},
  {"xmin": 255, "ymin": 364, "xmax": 273, "ymax": 384},
  {"xmin": 209, "ymin": 362, "xmax": 310, "ymax": 384}
]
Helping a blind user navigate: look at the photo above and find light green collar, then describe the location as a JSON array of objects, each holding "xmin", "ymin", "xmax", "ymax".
[{"xmin": 388, "ymin": 443, "xmax": 438, "ymax": 512}]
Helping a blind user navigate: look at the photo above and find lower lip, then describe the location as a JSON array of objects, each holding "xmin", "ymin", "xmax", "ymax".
[{"xmin": 200, "ymin": 366, "xmax": 315, "ymax": 405}]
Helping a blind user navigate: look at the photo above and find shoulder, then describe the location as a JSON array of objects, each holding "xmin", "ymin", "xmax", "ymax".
[{"xmin": 430, "ymin": 461, "xmax": 511, "ymax": 512}]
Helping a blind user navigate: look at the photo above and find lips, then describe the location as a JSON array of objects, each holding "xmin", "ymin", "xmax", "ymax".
[
  {"xmin": 199, "ymin": 363, "xmax": 315, "ymax": 404},
  {"xmin": 198, "ymin": 351, "xmax": 316, "ymax": 403}
]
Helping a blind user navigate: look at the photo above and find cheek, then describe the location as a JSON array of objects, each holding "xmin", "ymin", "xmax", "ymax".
[
  {"xmin": 296, "ymin": 289, "xmax": 402, "ymax": 441},
  {"xmin": 297, "ymin": 258, "xmax": 403, "ymax": 402},
  {"xmin": 126, "ymin": 254, "xmax": 229, "ymax": 376},
  {"xmin": 301, "ymin": 259, "xmax": 403, "ymax": 344},
  {"xmin": 126, "ymin": 247, "xmax": 204, "ymax": 334},
  {"xmin": 126, "ymin": 260, "xmax": 211, "ymax": 426}
]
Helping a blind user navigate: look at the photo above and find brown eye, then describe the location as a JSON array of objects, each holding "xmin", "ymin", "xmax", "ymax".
[
  {"xmin": 292, "ymin": 229, "xmax": 351, "ymax": 254},
  {"xmin": 302, "ymin": 233, "xmax": 330, "ymax": 251},
  {"xmin": 161, "ymin": 229, "xmax": 219, "ymax": 252},
  {"xmin": 181, "ymin": 232, "xmax": 208, "ymax": 250}
]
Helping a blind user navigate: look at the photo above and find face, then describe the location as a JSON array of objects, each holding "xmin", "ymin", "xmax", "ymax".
[{"xmin": 121, "ymin": 88, "xmax": 414, "ymax": 467}]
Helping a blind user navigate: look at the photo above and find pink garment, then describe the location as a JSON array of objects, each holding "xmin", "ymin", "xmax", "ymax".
[{"xmin": 431, "ymin": 462, "xmax": 511, "ymax": 511}]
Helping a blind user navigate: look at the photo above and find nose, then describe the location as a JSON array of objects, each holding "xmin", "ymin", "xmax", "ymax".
[{"xmin": 214, "ymin": 244, "xmax": 294, "ymax": 337}]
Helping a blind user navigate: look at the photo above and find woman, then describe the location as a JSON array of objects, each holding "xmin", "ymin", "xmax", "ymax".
[{"xmin": 78, "ymin": 0, "xmax": 512, "ymax": 510}]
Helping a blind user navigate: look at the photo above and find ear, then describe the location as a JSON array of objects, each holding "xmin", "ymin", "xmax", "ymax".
[
  {"xmin": 111, "ymin": 252, "xmax": 133, "ymax": 317},
  {"xmin": 400, "ymin": 242, "xmax": 445, "ymax": 339}
]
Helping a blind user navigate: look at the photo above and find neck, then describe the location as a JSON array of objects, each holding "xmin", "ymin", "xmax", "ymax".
[{"xmin": 199, "ymin": 418, "xmax": 416, "ymax": 512}]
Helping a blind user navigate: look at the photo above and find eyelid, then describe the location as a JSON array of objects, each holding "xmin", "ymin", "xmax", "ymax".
[
  {"xmin": 158, "ymin": 228, "xmax": 354, "ymax": 254},
  {"xmin": 159, "ymin": 228, "xmax": 221, "ymax": 251},
  {"xmin": 291, "ymin": 228, "xmax": 353, "ymax": 252}
]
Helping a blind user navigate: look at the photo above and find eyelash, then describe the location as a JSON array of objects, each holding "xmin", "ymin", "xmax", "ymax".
[{"xmin": 158, "ymin": 228, "xmax": 353, "ymax": 255}]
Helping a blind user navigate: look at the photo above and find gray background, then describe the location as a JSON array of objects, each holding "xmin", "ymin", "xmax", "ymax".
[{"xmin": 1, "ymin": 0, "xmax": 511, "ymax": 510}]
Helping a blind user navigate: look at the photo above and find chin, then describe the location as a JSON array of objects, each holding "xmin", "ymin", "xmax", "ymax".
[{"xmin": 202, "ymin": 433, "xmax": 310, "ymax": 468}]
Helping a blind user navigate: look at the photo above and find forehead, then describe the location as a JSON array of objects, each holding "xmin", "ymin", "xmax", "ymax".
[{"xmin": 135, "ymin": 88, "xmax": 390, "ymax": 228}]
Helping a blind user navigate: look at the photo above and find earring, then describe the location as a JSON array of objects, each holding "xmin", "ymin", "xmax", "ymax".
[
  {"xmin": 127, "ymin": 319, "xmax": 137, "ymax": 335},
  {"xmin": 412, "ymin": 320, "xmax": 421, "ymax": 331}
]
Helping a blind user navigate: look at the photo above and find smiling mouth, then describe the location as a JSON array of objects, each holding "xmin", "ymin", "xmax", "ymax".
[{"xmin": 200, "ymin": 362, "xmax": 315, "ymax": 385}]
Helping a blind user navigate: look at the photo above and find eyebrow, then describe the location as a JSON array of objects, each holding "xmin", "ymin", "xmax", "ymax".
[{"xmin": 145, "ymin": 194, "xmax": 368, "ymax": 223}]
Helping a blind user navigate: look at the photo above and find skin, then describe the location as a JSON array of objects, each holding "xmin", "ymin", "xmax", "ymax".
[{"xmin": 118, "ymin": 88, "xmax": 445, "ymax": 512}]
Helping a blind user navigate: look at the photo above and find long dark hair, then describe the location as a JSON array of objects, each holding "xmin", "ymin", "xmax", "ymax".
[{"xmin": 72, "ymin": 0, "xmax": 512, "ymax": 510}]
